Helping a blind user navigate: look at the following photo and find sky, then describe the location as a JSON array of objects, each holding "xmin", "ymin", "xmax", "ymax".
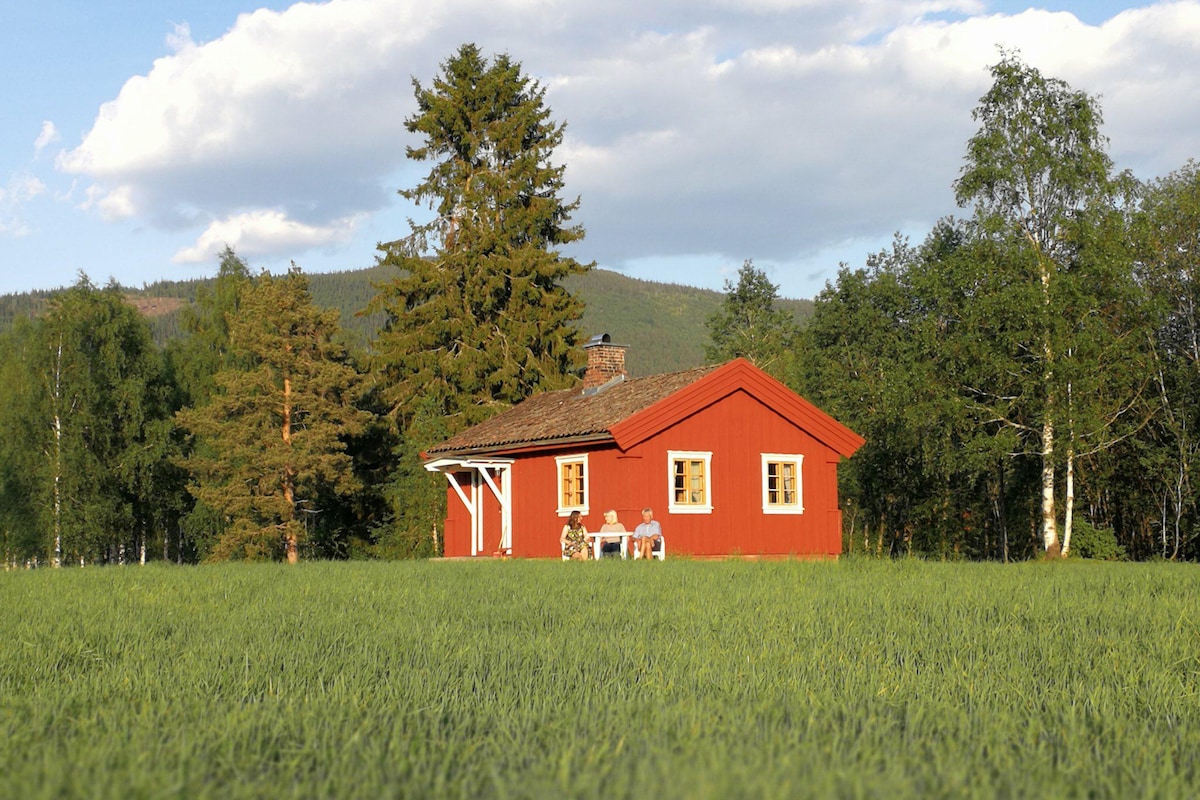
[{"xmin": 2, "ymin": 1, "xmax": 1199, "ymax": 300}]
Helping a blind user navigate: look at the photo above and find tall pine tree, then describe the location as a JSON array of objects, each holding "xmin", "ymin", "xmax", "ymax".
[{"xmin": 177, "ymin": 267, "xmax": 371, "ymax": 563}]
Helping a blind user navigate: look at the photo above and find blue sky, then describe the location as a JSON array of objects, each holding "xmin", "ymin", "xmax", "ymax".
[{"xmin": 2, "ymin": 1, "xmax": 1197, "ymax": 300}]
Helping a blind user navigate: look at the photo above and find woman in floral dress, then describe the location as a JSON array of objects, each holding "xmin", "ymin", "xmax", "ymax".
[{"xmin": 559, "ymin": 510, "xmax": 590, "ymax": 560}]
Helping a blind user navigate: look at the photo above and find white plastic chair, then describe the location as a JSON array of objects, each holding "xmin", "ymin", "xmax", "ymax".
[{"xmin": 631, "ymin": 535, "xmax": 666, "ymax": 560}]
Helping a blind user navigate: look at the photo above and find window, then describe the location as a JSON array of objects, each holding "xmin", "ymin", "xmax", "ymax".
[
  {"xmin": 668, "ymin": 450, "xmax": 712, "ymax": 514},
  {"xmin": 762, "ymin": 453, "xmax": 804, "ymax": 514},
  {"xmin": 556, "ymin": 454, "xmax": 588, "ymax": 515}
]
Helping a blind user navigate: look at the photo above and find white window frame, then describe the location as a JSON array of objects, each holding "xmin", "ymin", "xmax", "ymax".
[
  {"xmin": 555, "ymin": 454, "xmax": 589, "ymax": 516},
  {"xmin": 668, "ymin": 450, "xmax": 713, "ymax": 515},
  {"xmin": 761, "ymin": 453, "xmax": 804, "ymax": 514}
]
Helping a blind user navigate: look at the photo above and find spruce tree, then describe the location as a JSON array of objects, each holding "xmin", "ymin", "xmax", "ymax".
[
  {"xmin": 369, "ymin": 43, "xmax": 592, "ymax": 434},
  {"xmin": 163, "ymin": 247, "xmax": 253, "ymax": 560},
  {"xmin": 177, "ymin": 267, "xmax": 371, "ymax": 563},
  {"xmin": 705, "ymin": 260, "xmax": 798, "ymax": 378},
  {"xmin": 166, "ymin": 246, "xmax": 252, "ymax": 408}
]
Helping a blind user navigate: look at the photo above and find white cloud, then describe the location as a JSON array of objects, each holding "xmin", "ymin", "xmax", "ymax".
[
  {"xmin": 33, "ymin": 122, "xmax": 59, "ymax": 158},
  {"xmin": 172, "ymin": 209, "xmax": 359, "ymax": 264},
  {"xmin": 165, "ymin": 22, "xmax": 194, "ymax": 54},
  {"xmin": 51, "ymin": 0, "xmax": 1200, "ymax": 297},
  {"xmin": 80, "ymin": 183, "xmax": 137, "ymax": 221},
  {"xmin": 0, "ymin": 173, "xmax": 46, "ymax": 237}
]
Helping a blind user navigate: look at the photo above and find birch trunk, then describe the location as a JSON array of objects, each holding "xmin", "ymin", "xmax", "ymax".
[
  {"xmin": 51, "ymin": 334, "xmax": 64, "ymax": 569},
  {"xmin": 1038, "ymin": 254, "xmax": 1059, "ymax": 557},
  {"xmin": 1041, "ymin": 418, "xmax": 1058, "ymax": 554}
]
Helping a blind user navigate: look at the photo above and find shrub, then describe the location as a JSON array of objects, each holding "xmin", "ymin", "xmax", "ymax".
[{"xmin": 1069, "ymin": 518, "xmax": 1127, "ymax": 560}]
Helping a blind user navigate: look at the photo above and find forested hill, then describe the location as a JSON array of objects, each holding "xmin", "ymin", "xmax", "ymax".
[{"xmin": 0, "ymin": 266, "xmax": 812, "ymax": 377}]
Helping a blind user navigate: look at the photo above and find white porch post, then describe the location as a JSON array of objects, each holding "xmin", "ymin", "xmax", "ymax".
[
  {"xmin": 477, "ymin": 465, "xmax": 512, "ymax": 553},
  {"xmin": 441, "ymin": 471, "xmax": 479, "ymax": 556}
]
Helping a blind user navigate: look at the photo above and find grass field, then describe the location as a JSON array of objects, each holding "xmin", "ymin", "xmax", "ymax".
[{"xmin": 2, "ymin": 559, "xmax": 1198, "ymax": 798}]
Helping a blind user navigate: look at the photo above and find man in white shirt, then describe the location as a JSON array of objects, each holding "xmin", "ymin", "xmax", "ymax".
[{"xmin": 632, "ymin": 507, "xmax": 663, "ymax": 559}]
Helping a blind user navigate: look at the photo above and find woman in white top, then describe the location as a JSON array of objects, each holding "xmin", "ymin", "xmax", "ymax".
[{"xmin": 597, "ymin": 509, "xmax": 628, "ymax": 558}]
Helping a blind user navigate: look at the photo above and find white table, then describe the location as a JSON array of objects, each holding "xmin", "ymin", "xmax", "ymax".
[{"xmin": 586, "ymin": 532, "xmax": 628, "ymax": 559}]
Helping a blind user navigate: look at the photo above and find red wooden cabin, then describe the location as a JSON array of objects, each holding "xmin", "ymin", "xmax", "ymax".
[{"xmin": 423, "ymin": 335, "xmax": 864, "ymax": 558}]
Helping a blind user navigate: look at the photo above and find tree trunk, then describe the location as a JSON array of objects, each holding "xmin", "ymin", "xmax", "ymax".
[
  {"xmin": 282, "ymin": 374, "xmax": 298, "ymax": 564},
  {"xmin": 1038, "ymin": 255, "xmax": 1059, "ymax": 557},
  {"xmin": 1061, "ymin": 379, "xmax": 1075, "ymax": 558},
  {"xmin": 1041, "ymin": 417, "xmax": 1059, "ymax": 555},
  {"xmin": 51, "ymin": 335, "xmax": 64, "ymax": 568},
  {"xmin": 1062, "ymin": 444, "xmax": 1075, "ymax": 557}
]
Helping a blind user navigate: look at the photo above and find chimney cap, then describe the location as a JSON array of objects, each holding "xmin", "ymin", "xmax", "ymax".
[{"xmin": 584, "ymin": 332, "xmax": 626, "ymax": 349}]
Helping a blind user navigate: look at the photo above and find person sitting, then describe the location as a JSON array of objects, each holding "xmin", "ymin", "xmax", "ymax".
[
  {"xmin": 559, "ymin": 510, "xmax": 590, "ymax": 560},
  {"xmin": 597, "ymin": 510, "xmax": 627, "ymax": 558},
  {"xmin": 632, "ymin": 507, "xmax": 663, "ymax": 560}
]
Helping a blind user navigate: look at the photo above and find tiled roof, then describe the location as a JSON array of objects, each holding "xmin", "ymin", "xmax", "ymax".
[{"xmin": 425, "ymin": 364, "xmax": 721, "ymax": 456}]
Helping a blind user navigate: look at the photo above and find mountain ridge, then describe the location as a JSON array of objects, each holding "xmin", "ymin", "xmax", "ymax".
[{"xmin": 0, "ymin": 266, "xmax": 812, "ymax": 377}]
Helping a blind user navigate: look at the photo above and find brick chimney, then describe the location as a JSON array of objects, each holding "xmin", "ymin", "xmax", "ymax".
[{"xmin": 582, "ymin": 333, "xmax": 628, "ymax": 392}]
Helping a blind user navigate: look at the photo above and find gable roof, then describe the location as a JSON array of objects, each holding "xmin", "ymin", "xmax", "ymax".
[
  {"xmin": 423, "ymin": 358, "xmax": 864, "ymax": 459},
  {"xmin": 424, "ymin": 364, "xmax": 720, "ymax": 457}
]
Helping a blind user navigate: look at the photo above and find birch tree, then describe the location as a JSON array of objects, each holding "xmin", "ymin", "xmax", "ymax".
[
  {"xmin": 953, "ymin": 52, "xmax": 1139, "ymax": 556},
  {"xmin": 0, "ymin": 320, "xmax": 46, "ymax": 566},
  {"xmin": 0, "ymin": 277, "xmax": 170, "ymax": 565}
]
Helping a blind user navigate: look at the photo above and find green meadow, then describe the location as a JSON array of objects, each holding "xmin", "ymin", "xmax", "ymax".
[{"xmin": 2, "ymin": 559, "xmax": 1198, "ymax": 799}]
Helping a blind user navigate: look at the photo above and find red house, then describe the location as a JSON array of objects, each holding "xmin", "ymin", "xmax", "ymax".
[{"xmin": 423, "ymin": 335, "xmax": 864, "ymax": 558}]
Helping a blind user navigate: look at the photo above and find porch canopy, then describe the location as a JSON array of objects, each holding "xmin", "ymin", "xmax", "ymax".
[{"xmin": 424, "ymin": 457, "xmax": 514, "ymax": 556}]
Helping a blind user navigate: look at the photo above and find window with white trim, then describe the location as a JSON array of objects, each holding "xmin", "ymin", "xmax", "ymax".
[
  {"xmin": 761, "ymin": 453, "xmax": 804, "ymax": 514},
  {"xmin": 556, "ymin": 454, "xmax": 589, "ymax": 515},
  {"xmin": 668, "ymin": 450, "xmax": 713, "ymax": 514}
]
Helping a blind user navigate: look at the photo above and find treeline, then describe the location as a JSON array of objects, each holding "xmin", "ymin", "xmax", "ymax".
[
  {"xmin": 138, "ymin": 263, "xmax": 395, "ymax": 352},
  {"xmin": 0, "ymin": 258, "xmax": 377, "ymax": 566},
  {"xmin": 784, "ymin": 56, "xmax": 1200, "ymax": 562},
  {"xmin": 0, "ymin": 253, "xmax": 818, "ymax": 567}
]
